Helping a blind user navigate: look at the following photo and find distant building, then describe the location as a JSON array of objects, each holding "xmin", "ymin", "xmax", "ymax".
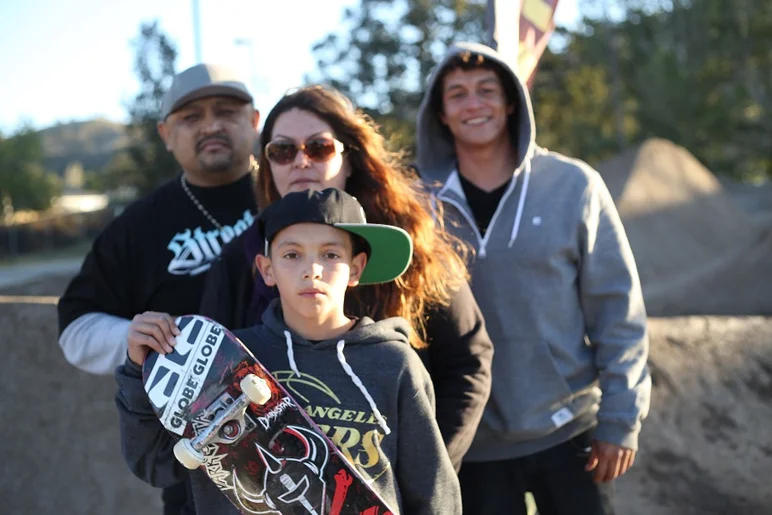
[{"xmin": 53, "ymin": 192, "xmax": 109, "ymax": 214}]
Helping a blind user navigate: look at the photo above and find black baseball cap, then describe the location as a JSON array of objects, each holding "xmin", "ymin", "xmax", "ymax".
[{"xmin": 258, "ymin": 188, "xmax": 413, "ymax": 285}]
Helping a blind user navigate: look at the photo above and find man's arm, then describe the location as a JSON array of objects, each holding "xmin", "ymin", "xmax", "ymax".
[
  {"xmin": 59, "ymin": 313, "xmax": 131, "ymax": 375},
  {"xmin": 60, "ymin": 310, "xmax": 180, "ymax": 375},
  {"xmin": 578, "ymin": 171, "xmax": 651, "ymax": 454},
  {"xmin": 58, "ymin": 218, "xmax": 137, "ymax": 374}
]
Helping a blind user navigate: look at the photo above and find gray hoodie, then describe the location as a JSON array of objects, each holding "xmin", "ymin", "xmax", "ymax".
[
  {"xmin": 415, "ymin": 42, "xmax": 651, "ymax": 462},
  {"xmin": 115, "ymin": 299, "xmax": 461, "ymax": 515}
]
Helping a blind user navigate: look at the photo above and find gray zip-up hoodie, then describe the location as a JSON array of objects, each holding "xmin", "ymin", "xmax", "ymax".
[
  {"xmin": 115, "ymin": 299, "xmax": 461, "ymax": 515},
  {"xmin": 415, "ymin": 42, "xmax": 651, "ymax": 461}
]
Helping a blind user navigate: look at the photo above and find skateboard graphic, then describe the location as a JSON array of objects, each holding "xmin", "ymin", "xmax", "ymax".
[{"xmin": 142, "ymin": 314, "xmax": 395, "ymax": 515}]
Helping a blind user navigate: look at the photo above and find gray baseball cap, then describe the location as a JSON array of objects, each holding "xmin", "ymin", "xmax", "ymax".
[{"xmin": 160, "ymin": 63, "xmax": 253, "ymax": 120}]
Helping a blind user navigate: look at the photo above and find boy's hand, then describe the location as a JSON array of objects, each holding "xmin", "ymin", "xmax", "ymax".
[
  {"xmin": 127, "ymin": 311, "xmax": 181, "ymax": 365},
  {"xmin": 585, "ymin": 440, "xmax": 636, "ymax": 483}
]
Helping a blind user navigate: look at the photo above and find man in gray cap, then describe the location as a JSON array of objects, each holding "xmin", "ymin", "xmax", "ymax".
[{"xmin": 57, "ymin": 63, "xmax": 260, "ymax": 514}]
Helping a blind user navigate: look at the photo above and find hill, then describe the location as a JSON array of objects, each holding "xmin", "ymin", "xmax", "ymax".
[
  {"xmin": 596, "ymin": 138, "xmax": 772, "ymax": 316},
  {"xmin": 38, "ymin": 118, "xmax": 131, "ymax": 174}
]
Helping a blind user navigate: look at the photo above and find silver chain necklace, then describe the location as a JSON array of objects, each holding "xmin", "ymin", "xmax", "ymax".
[{"xmin": 180, "ymin": 174, "xmax": 223, "ymax": 230}]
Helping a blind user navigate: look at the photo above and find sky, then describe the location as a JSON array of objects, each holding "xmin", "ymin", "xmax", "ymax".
[{"xmin": 0, "ymin": 0, "xmax": 579, "ymax": 133}]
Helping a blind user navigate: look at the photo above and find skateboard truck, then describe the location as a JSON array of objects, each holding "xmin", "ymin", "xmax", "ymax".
[{"xmin": 174, "ymin": 374, "xmax": 272, "ymax": 470}]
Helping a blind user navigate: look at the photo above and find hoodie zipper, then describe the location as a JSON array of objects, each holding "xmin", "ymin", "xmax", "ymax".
[{"xmin": 438, "ymin": 166, "xmax": 526, "ymax": 258}]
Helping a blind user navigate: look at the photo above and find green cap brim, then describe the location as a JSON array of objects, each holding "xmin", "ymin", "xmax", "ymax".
[{"xmin": 335, "ymin": 223, "xmax": 413, "ymax": 285}]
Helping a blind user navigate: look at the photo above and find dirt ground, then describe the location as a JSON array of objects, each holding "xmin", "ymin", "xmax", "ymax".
[
  {"xmin": 0, "ymin": 273, "xmax": 161, "ymax": 515},
  {"xmin": 614, "ymin": 316, "xmax": 772, "ymax": 515},
  {"xmin": 3, "ymin": 271, "xmax": 771, "ymax": 514}
]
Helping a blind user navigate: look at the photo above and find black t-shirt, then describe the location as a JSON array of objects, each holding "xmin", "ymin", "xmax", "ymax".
[
  {"xmin": 58, "ymin": 173, "xmax": 257, "ymax": 334},
  {"xmin": 458, "ymin": 173, "xmax": 511, "ymax": 236}
]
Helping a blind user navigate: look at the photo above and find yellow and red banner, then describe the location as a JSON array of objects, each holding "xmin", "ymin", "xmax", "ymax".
[{"xmin": 486, "ymin": 0, "xmax": 560, "ymax": 87}]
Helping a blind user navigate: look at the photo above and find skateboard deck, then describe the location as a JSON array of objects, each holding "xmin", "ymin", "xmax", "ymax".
[{"xmin": 142, "ymin": 314, "xmax": 395, "ymax": 515}]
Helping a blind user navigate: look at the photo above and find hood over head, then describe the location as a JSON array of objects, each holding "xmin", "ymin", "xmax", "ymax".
[{"xmin": 416, "ymin": 41, "xmax": 536, "ymax": 183}]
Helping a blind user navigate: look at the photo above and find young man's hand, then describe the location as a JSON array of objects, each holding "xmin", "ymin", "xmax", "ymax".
[
  {"xmin": 127, "ymin": 311, "xmax": 181, "ymax": 365},
  {"xmin": 585, "ymin": 440, "xmax": 636, "ymax": 483}
]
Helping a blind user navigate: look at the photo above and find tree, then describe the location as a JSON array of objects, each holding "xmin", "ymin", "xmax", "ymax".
[
  {"xmin": 310, "ymin": 0, "xmax": 487, "ymax": 152},
  {"xmin": 535, "ymin": 0, "xmax": 772, "ymax": 180},
  {"xmin": 611, "ymin": 0, "xmax": 772, "ymax": 180},
  {"xmin": 0, "ymin": 127, "xmax": 61, "ymax": 211},
  {"xmin": 110, "ymin": 21, "xmax": 179, "ymax": 194},
  {"xmin": 532, "ymin": 46, "xmax": 639, "ymax": 165},
  {"xmin": 311, "ymin": 0, "xmax": 772, "ymax": 180}
]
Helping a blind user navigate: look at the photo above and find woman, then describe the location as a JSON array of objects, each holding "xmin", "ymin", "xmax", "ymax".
[{"xmin": 200, "ymin": 85, "xmax": 492, "ymax": 471}]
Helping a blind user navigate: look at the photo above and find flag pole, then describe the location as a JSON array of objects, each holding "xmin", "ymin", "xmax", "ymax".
[{"xmin": 193, "ymin": 0, "xmax": 203, "ymax": 63}]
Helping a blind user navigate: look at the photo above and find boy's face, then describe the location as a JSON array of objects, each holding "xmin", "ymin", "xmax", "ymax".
[
  {"xmin": 439, "ymin": 67, "xmax": 513, "ymax": 149},
  {"xmin": 256, "ymin": 223, "xmax": 366, "ymax": 322}
]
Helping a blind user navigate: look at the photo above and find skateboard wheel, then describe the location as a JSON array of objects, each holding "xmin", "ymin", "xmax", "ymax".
[
  {"xmin": 240, "ymin": 374, "xmax": 271, "ymax": 405},
  {"xmin": 174, "ymin": 438, "xmax": 205, "ymax": 470}
]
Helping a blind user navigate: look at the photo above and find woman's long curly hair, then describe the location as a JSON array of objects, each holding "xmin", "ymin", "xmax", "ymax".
[{"xmin": 256, "ymin": 85, "xmax": 471, "ymax": 348}]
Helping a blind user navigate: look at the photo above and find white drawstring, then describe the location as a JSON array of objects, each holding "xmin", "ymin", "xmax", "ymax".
[
  {"xmin": 508, "ymin": 160, "xmax": 531, "ymax": 248},
  {"xmin": 336, "ymin": 340, "xmax": 392, "ymax": 435},
  {"xmin": 281, "ymin": 330, "xmax": 391, "ymax": 435},
  {"xmin": 284, "ymin": 330, "xmax": 301, "ymax": 377}
]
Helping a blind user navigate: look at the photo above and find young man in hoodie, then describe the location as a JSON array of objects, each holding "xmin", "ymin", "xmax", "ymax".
[
  {"xmin": 115, "ymin": 188, "xmax": 462, "ymax": 515},
  {"xmin": 415, "ymin": 42, "xmax": 651, "ymax": 514}
]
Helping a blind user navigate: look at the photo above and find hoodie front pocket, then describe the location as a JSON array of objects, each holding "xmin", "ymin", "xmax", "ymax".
[{"xmin": 484, "ymin": 340, "xmax": 577, "ymax": 441}]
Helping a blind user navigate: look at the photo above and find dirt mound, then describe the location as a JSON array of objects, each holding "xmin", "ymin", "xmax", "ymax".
[
  {"xmin": 720, "ymin": 177, "xmax": 772, "ymax": 224},
  {"xmin": 596, "ymin": 139, "xmax": 772, "ymax": 315},
  {"xmin": 645, "ymin": 227, "xmax": 772, "ymax": 316},
  {"xmin": 617, "ymin": 316, "xmax": 772, "ymax": 515}
]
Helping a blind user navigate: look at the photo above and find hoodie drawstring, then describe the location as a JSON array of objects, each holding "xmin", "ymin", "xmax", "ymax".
[
  {"xmin": 281, "ymin": 331, "xmax": 392, "ymax": 435},
  {"xmin": 508, "ymin": 160, "xmax": 531, "ymax": 248},
  {"xmin": 336, "ymin": 340, "xmax": 392, "ymax": 435},
  {"xmin": 284, "ymin": 330, "xmax": 302, "ymax": 377}
]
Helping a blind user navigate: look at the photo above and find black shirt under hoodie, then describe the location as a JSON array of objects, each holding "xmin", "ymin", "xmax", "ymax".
[
  {"xmin": 458, "ymin": 173, "xmax": 511, "ymax": 237},
  {"xmin": 199, "ymin": 226, "xmax": 494, "ymax": 471},
  {"xmin": 115, "ymin": 299, "xmax": 462, "ymax": 515},
  {"xmin": 58, "ymin": 173, "xmax": 257, "ymax": 333}
]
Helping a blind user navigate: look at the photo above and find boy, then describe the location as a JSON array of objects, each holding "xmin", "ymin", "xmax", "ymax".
[{"xmin": 115, "ymin": 188, "xmax": 462, "ymax": 515}]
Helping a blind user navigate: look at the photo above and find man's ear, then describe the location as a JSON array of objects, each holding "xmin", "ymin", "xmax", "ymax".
[
  {"xmin": 348, "ymin": 252, "xmax": 367, "ymax": 287},
  {"xmin": 251, "ymin": 108, "xmax": 261, "ymax": 132},
  {"xmin": 255, "ymin": 254, "xmax": 276, "ymax": 287},
  {"xmin": 157, "ymin": 121, "xmax": 172, "ymax": 151}
]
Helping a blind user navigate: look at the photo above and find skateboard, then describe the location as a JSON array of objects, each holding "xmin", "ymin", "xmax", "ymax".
[{"xmin": 142, "ymin": 314, "xmax": 396, "ymax": 515}]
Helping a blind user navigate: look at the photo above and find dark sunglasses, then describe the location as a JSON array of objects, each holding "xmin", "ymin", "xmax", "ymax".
[{"xmin": 264, "ymin": 137, "xmax": 345, "ymax": 165}]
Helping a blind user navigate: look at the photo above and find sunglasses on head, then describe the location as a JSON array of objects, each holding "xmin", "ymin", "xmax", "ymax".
[{"xmin": 264, "ymin": 137, "xmax": 345, "ymax": 165}]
